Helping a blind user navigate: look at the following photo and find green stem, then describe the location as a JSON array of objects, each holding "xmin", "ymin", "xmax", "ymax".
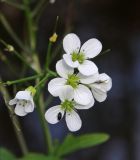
[
  {"xmin": 45, "ymin": 16, "xmax": 59, "ymax": 69},
  {"xmin": 1, "ymin": 74, "xmax": 42, "ymax": 86},
  {"xmin": 34, "ymin": 0, "xmax": 49, "ymax": 23},
  {"xmin": 45, "ymin": 95, "xmax": 54, "ymax": 109},
  {"xmin": 0, "ymin": 83, "xmax": 28, "ymax": 156},
  {"xmin": 94, "ymin": 49, "xmax": 111, "ymax": 60},
  {"xmin": 32, "ymin": 0, "xmax": 47, "ymax": 17},
  {"xmin": 13, "ymin": 50, "xmax": 37, "ymax": 72},
  {"xmin": 36, "ymin": 96, "xmax": 53, "ymax": 154},
  {"xmin": 45, "ymin": 42, "xmax": 52, "ymax": 69},
  {"xmin": 34, "ymin": 70, "xmax": 57, "ymax": 89},
  {"xmin": 34, "ymin": 72, "xmax": 57, "ymax": 153},
  {"xmin": 23, "ymin": 0, "xmax": 36, "ymax": 51}
]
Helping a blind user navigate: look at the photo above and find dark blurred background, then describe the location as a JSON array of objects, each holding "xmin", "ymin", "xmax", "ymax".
[{"xmin": 0, "ymin": 0, "xmax": 140, "ymax": 159}]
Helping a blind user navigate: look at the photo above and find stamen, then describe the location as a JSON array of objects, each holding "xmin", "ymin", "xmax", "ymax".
[
  {"xmin": 61, "ymin": 100, "xmax": 74, "ymax": 112},
  {"xmin": 71, "ymin": 51, "xmax": 85, "ymax": 64},
  {"xmin": 66, "ymin": 74, "xmax": 80, "ymax": 88}
]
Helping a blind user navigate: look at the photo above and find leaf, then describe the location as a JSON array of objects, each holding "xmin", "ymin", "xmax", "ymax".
[
  {"xmin": 55, "ymin": 133, "xmax": 110, "ymax": 157},
  {"xmin": 19, "ymin": 153, "xmax": 60, "ymax": 160},
  {"xmin": 0, "ymin": 148, "xmax": 16, "ymax": 160}
]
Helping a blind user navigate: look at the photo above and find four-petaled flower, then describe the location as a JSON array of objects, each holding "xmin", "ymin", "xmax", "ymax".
[
  {"xmin": 48, "ymin": 59, "xmax": 97, "ymax": 105},
  {"xmin": 89, "ymin": 73, "xmax": 112, "ymax": 102},
  {"xmin": 63, "ymin": 33, "xmax": 102, "ymax": 76},
  {"xmin": 9, "ymin": 90, "xmax": 34, "ymax": 116},
  {"xmin": 45, "ymin": 86, "xmax": 94, "ymax": 132}
]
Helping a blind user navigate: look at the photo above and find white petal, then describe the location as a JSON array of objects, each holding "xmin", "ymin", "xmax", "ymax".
[
  {"xmin": 78, "ymin": 72, "xmax": 99, "ymax": 84},
  {"xmin": 45, "ymin": 105, "xmax": 64, "ymax": 124},
  {"xmin": 24, "ymin": 100, "xmax": 34, "ymax": 113},
  {"xmin": 65, "ymin": 110, "xmax": 82, "ymax": 132},
  {"xmin": 56, "ymin": 59, "xmax": 74, "ymax": 79},
  {"xmin": 80, "ymin": 38, "xmax": 102, "ymax": 58},
  {"xmin": 74, "ymin": 84, "xmax": 93, "ymax": 105},
  {"xmin": 14, "ymin": 104, "xmax": 27, "ymax": 116},
  {"xmin": 59, "ymin": 85, "xmax": 74, "ymax": 102},
  {"xmin": 15, "ymin": 91, "xmax": 32, "ymax": 101},
  {"xmin": 74, "ymin": 98, "xmax": 95, "ymax": 110},
  {"xmin": 63, "ymin": 54, "xmax": 79, "ymax": 68},
  {"xmin": 63, "ymin": 33, "xmax": 81, "ymax": 54},
  {"xmin": 48, "ymin": 78, "xmax": 67, "ymax": 97},
  {"xmin": 9, "ymin": 99, "xmax": 17, "ymax": 105},
  {"xmin": 98, "ymin": 73, "xmax": 112, "ymax": 91},
  {"xmin": 78, "ymin": 60, "xmax": 98, "ymax": 76},
  {"xmin": 91, "ymin": 87, "xmax": 107, "ymax": 102}
]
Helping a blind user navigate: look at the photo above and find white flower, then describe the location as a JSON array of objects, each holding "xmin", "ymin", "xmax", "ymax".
[
  {"xmin": 89, "ymin": 73, "xmax": 112, "ymax": 102},
  {"xmin": 48, "ymin": 59, "xmax": 96, "ymax": 105},
  {"xmin": 45, "ymin": 86, "xmax": 94, "ymax": 132},
  {"xmin": 63, "ymin": 33, "xmax": 102, "ymax": 76},
  {"xmin": 9, "ymin": 90, "xmax": 34, "ymax": 116}
]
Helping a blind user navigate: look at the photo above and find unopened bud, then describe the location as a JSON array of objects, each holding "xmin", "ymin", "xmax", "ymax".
[
  {"xmin": 49, "ymin": 33, "xmax": 58, "ymax": 43},
  {"xmin": 5, "ymin": 45, "xmax": 14, "ymax": 52}
]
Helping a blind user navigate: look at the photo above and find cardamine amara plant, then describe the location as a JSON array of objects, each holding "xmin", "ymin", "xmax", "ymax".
[{"xmin": 0, "ymin": 0, "xmax": 112, "ymax": 159}]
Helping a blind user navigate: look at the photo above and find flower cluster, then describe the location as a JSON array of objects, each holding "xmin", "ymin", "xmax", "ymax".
[
  {"xmin": 45, "ymin": 33, "xmax": 112, "ymax": 132},
  {"xmin": 9, "ymin": 33, "xmax": 112, "ymax": 132}
]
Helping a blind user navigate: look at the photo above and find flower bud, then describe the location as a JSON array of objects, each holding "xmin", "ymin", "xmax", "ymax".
[
  {"xmin": 5, "ymin": 45, "xmax": 14, "ymax": 52},
  {"xmin": 49, "ymin": 33, "xmax": 58, "ymax": 43}
]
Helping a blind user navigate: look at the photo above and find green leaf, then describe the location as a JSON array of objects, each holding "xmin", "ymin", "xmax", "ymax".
[
  {"xmin": 0, "ymin": 148, "xmax": 16, "ymax": 160},
  {"xmin": 55, "ymin": 133, "xmax": 110, "ymax": 157},
  {"xmin": 19, "ymin": 153, "xmax": 60, "ymax": 160}
]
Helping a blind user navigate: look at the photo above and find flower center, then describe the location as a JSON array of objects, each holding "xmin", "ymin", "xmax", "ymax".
[
  {"xmin": 66, "ymin": 74, "xmax": 80, "ymax": 88},
  {"xmin": 71, "ymin": 52, "xmax": 85, "ymax": 64},
  {"xmin": 17, "ymin": 100, "xmax": 27, "ymax": 107},
  {"xmin": 61, "ymin": 100, "xmax": 74, "ymax": 112}
]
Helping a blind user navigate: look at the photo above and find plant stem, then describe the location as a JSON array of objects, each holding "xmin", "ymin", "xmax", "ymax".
[
  {"xmin": 1, "ymin": 74, "xmax": 42, "ymax": 86},
  {"xmin": 13, "ymin": 50, "xmax": 37, "ymax": 72},
  {"xmin": 34, "ymin": 71, "xmax": 57, "ymax": 89},
  {"xmin": 0, "ymin": 83, "xmax": 28, "ymax": 156},
  {"xmin": 45, "ymin": 94, "xmax": 54, "ymax": 109},
  {"xmin": 94, "ymin": 49, "xmax": 111, "ymax": 60},
  {"xmin": 45, "ymin": 16, "xmax": 59, "ymax": 69},
  {"xmin": 34, "ymin": 75, "xmax": 48, "ymax": 89},
  {"xmin": 45, "ymin": 42, "xmax": 52, "ymax": 69},
  {"xmin": 34, "ymin": 73, "xmax": 56, "ymax": 153},
  {"xmin": 0, "ymin": 39, "xmax": 38, "ymax": 73},
  {"xmin": 23, "ymin": 0, "xmax": 36, "ymax": 51},
  {"xmin": 36, "ymin": 95, "xmax": 53, "ymax": 154},
  {"xmin": 32, "ymin": 0, "xmax": 47, "ymax": 17},
  {"xmin": 0, "ymin": 13, "xmax": 30, "ymax": 53},
  {"xmin": 1, "ymin": 0, "xmax": 25, "ymax": 10}
]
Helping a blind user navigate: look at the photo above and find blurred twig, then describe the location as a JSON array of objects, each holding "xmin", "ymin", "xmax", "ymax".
[
  {"xmin": 0, "ymin": 0, "xmax": 25, "ymax": 10},
  {"xmin": 23, "ymin": 0, "xmax": 36, "ymax": 51},
  {"xmin": 0, "ymin": 39, "xmax": 38, "ymax": 73},
  {"xmin": 0, "ymin": 13, "xmax": 30, "ymax": 53},
  {"xmin": 0, "ymin": 80, "xmax": 28, "ymax": 155},
  {"xmin": 32, "ymin": 0, "xmax": 47, "ymax": 18}
]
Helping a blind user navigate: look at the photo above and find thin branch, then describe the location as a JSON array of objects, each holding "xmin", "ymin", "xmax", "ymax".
[
  {"xmin": 0, "ymin": 80, "xmax": 28, "ymax": 155},
  {"xmin": 1, "ymin": 0, "xmax": 25, "ymax": 10},
  {"xmin": 0, "ymin": 13, "xmax": 30, "ymax": 53}
]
